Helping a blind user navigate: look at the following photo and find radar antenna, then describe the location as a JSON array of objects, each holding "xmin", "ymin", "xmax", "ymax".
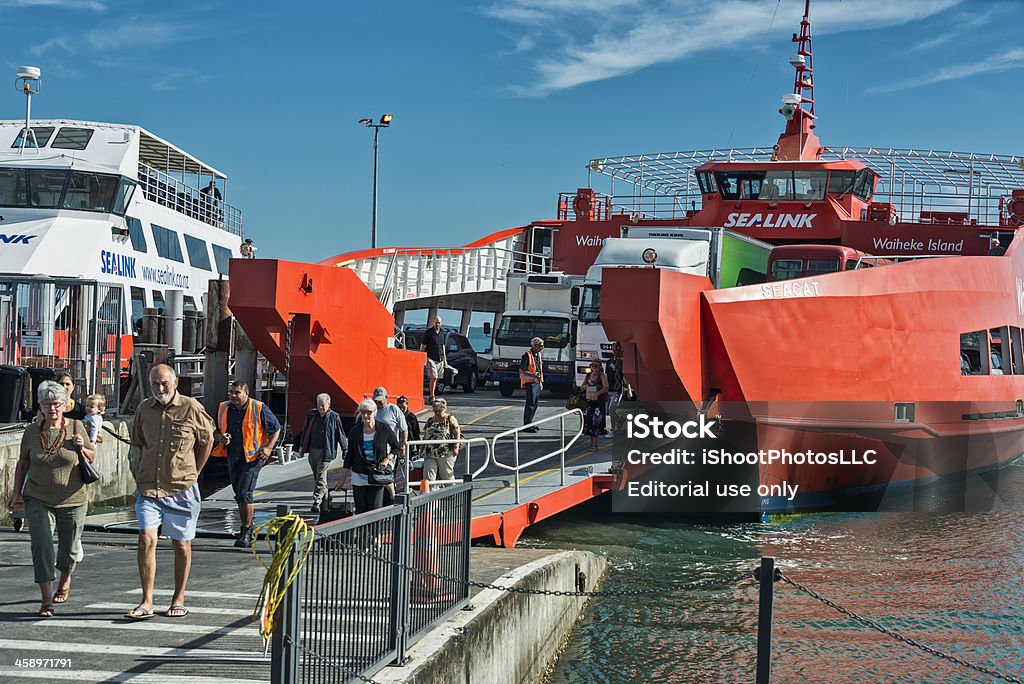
[{"xmin": 14, "ymin": 66, "xmax": 42, "ymax": 155}]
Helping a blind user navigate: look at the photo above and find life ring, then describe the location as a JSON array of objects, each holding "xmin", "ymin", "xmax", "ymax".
[
  {"xmin": 573, "ymin": 193, "xmax": 592, "ymax": 218},
  {"xmin": 1008, "ymin": 197, "xmax": 1024, "ymax": 225}
]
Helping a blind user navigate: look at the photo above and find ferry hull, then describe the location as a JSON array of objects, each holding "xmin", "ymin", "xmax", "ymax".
[{"xmin": 601, "ymin": 240, "xmax": 1024, "ymax": 510}]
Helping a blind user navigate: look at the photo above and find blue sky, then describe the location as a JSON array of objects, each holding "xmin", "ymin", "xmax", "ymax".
[{"xmin": 2, "ymin": 0, "xmax": 1022, "ymax": 263}]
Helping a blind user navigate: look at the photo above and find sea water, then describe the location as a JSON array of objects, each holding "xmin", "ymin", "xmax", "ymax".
[{"xmin": 535, "ymin": 466, "xmax": 1024, "ymax": 683}]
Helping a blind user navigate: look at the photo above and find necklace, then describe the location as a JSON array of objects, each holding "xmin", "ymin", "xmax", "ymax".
[{"xmin": 39, "ymin": 418, "xmax": 67, "ymax": 456}]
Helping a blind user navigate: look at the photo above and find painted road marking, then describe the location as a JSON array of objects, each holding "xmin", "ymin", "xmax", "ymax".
[
  {"xmin": 87, "ymin": 603, "xmax": 253, "ymax": 617},
  {"xmin": 0, "ymin": 638, "xmax": 263, "ymax": 659},
  {"xmin": 0, "ymin": 670, "xmax": 265, "ymax": 683},
  {"xmin": 34, "ymin": 619, "xmax": 263, "ymax": 638},
  {"xmin": 127, "ymin": 588, "xmax": 261, "ymax": 600}
]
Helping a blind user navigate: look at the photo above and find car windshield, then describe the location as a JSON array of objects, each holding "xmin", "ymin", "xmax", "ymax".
[{"xmin": 495, "ymin": 316, "xmax": 570, "ymax": 349}]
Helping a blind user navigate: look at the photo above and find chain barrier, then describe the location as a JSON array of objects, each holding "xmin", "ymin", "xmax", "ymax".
[
  {"xmin": 284, "ymin": 635, "xmax": 381, "ymax": 684},
  {"xmin": 102, "ymin": 424, "xmax": 132, "ymax": 445},
  {"xmin": 779, "ymin": 572, "xmax": 1024, "ymax": 684}
]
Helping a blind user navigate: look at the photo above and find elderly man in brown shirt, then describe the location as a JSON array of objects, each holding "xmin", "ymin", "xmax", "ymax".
[{"xmin": 125, "ymin": 364, "xmax": 214, "ymax": 620}]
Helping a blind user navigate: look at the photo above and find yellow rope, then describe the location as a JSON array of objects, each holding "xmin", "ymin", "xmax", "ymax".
[{"xmin": 251, "ymin": 512, "xmax": 315, "ymax": 645}]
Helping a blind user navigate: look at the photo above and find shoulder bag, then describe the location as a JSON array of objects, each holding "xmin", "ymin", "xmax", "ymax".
[{"xmin": 73, "ymin": 420, "xmax": 100, "ymax": 485}]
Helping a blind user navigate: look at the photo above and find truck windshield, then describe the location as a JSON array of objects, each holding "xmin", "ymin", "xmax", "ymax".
[
  {"xmin": 496, "ymin": 316, "xmax": 570, "ymax": 349},
  {"xmin": 579, "ymin": 285, "xmax": 600, "ymax": 323}
]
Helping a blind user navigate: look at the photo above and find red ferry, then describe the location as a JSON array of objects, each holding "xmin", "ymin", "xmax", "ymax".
[{"xmin": 593, "ymin": 1, "xmax": 1024, "ymax": 510}]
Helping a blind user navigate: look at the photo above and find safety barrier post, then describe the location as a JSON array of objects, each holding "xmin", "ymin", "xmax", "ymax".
[
  {"xmin": 559, "ymin": 413, "xmax": 566, "ymax": 486},
  {"xmin": 392, "ymin": 493, "xmax": 412, "ymax": 665},
  {"xmin": 755, "ymin": 556, "xmax": 778, "ymax": 684},
  {"xmin": 271, "ymin": 504, "xmax": 300, "ymax": 684}
]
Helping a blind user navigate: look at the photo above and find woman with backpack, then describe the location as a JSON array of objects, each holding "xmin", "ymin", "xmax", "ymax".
[{"xmin": 422, "ymin": 398, "xmax": 462, "ymax": 487}]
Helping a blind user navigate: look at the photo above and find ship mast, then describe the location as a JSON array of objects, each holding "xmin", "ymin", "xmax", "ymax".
[{"xmin": 775, "ymin": 0, "xmax": 821, "ymax": 161}]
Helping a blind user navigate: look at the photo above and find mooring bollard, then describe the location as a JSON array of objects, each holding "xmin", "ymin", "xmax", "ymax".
[{"xmin": 755, "ymin": 556, "xmax": 779, "ymax": 684}]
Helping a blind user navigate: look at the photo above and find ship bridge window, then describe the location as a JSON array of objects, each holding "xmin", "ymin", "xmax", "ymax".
[
  {"xmin": 28, "ymin": 169, "xmax": 68, "ymax": 208},
  {"xmin": 770, "ymin": 259, "xmax": 803, "ymax": 281},
  {"xmin": 126, "ymin": 217, "xmax": 147, "ymax": 253},
  {"xmin": 715, "ymin": 171, "xmax": 765, "ymax": 200},
  {"xmin": 212, "ymin": 244, "xmax": 232, "ymax": 275},
  {"xmin": 854, "ymin": 169, "xmax": 876, "ymax": 201},
  {"xmin": 11, "ymin": 126, "xmax": 54, "ymax": 149},
  {"xmin": 0, "ymin": 168, "xmax": 28, "ymax": 207},
  {"xmin": 62, "ymin": 171, "xmax": 119, "ymax": 212},
  {"xmin": 760, "ymin": 171, "xmax": 794, "ymax": 200},
  {"xmin": 794, "ymin": 170, "xmax": 827, "ymax": 201},
  {"xmin": 184, "ymin": 235, "xmax": 212, "ymax": 271},
  {"xmin": 51, "ymin": 127, "xmax": 94, "ymax": 151},
  {"xmin": 151, "ymin": 223, "xmax": 184, "ymax": 263},
  {"xmin": 696, "ymin": 171, "xmax": 717, "ymax": 194},
  {"xmin": 827, "ymin": 170, "xmax": 857, "ymax": 196},
  {"xmin": 806, "ymin": 258, "xmax": 840, "ymax": 275}
]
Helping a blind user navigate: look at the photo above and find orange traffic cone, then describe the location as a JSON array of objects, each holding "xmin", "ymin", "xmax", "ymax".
[{"xmin": 411, "ymin": 479, "xmax": 451, "ymax": 604}]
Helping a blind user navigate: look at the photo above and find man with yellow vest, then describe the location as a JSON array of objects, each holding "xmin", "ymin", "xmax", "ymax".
[
  {"xmin": 520, "ymin": 337, "xmax": 544, "ymax": 432},
  {"xmin": 212, "ymin": 381, "xmax": 281, "ymax": 548}
]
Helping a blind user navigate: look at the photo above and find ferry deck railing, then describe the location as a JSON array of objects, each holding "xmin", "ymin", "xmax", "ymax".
[
  {"xmin": 854, "ymin": 254, "xmax": 959, "ymax": 268},
  {"xmin": 403, "ymin": 437, "xmax": 492, "ymax": 490},
  {"xmin": 137, "ymin": 162, "xmax": 244, "ymax": 236},
  {"xmin": 489, "ymin": 408, "xmax": 585, "ymax": 504}
]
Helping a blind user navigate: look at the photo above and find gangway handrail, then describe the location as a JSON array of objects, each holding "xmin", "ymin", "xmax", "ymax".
[
  {"xmin": 489, "ymin": 409, "xmax": 584, "ymax": 504},
  {"xmin": 854, "ymin": 254, "xmax": 958, "ymax": 268},
  {"xmin": 402, "ymin": 436, "xmax": 492, "ymax": 492}
]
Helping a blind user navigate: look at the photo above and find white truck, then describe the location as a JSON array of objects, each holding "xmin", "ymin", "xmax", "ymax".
[
  {"xmin": 488, "ymin": 272, "xmax": 584, "ymax": 397},
  {"xmin": 575, "ymin": 226, "xmax": 771, "ymax": 385}
]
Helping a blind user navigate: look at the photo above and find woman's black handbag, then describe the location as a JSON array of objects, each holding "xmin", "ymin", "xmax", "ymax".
[
  {"xmin": 78, "ymin": 454, "xmax": 100, "ymax": 484},
  {"xmin": 566, "ymin": 387, "xmax": 588, "ymax": 411},
  {"xmin": 368, "ymin": 464, "xmax": 394, "ymax": 486}
]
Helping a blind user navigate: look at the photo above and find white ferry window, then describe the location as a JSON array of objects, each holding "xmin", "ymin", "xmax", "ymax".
[
  {"xmin": 771, "ymin": 259, "xmax": 803, "ymax": 280},
  {"xmin": 152, "ymin": 290, "xmax": 164, "ymax": 310},
  {"xmin": 11, "ymin": 126, "xmax": 54, "ymax": 149},
  {"xmin": 130, "ymin": 287, "xmax": 145, "ymax": 334},
  {"xmin": 126, "ymin": 217, "xmax": 147, "ymax": 253},
  {"xmin": 183, "ymin": 296, "xmax": 197, "ymax": 311},
  {"xmin": 112, "ymin": 178, "xmax": 136, "ymax": 216},
  {"xmin": 0, "ymin": 169, "xmax": 28, "ymax": 206},
  {"xmin": 805, "ymin": 258, "xmax": 839, "ymax": 275},
  {"xmin": 212, "ymin": 245, "xmax": 232, "ymax": 275},
  {"xmin": 62, "ymin": 172, "xmax": 118, "ymax": 212},
  {"xmin": 184, "ymin": 235, "xmax": 212, "ymax": 271},
  {"xmin": 151, "ymin": 223, "xmax": 184, "ymax": 263},
  {"xmin": 827, "ymin": 170, "xmax": 856, "ymax": 196},
  {"xmin": 697, "ymin": 172, "xmax": 717, "ymax": 195},
  {"xmin": 794, "ymin": 170, "xmax": 827, "ymax": 200},
  {"xmin": 27, "ymin": 169, "xmax": 69, "ymax": 208},
  {"xmin": 760, "ymin": 171, "xmax": 794, "ymax": 201},
  {"xmin": 51, "ymin": 127, "xmax": 94, "ymax": 151}
]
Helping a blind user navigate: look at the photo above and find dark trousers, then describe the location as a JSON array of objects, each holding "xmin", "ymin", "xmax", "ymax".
[
  {"xmin": 353, "ymin": 485, "xmax": 385, "ymax": 513},
  {"xmin": 523, "ymin": 382, "xmax": 541, "ymax": 425}
]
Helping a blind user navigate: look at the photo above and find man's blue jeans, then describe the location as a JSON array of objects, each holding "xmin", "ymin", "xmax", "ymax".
[{"xmin": 523, "ymin": 382, "xmax": 541, "ymax": 425}]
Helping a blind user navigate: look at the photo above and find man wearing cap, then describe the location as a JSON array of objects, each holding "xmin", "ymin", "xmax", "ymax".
[{"xmin": 373, "ymin": 387, "xmax": 408, "ymax": 498}]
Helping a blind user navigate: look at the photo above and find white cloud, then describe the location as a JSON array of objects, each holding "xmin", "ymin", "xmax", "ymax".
[
  {"xmin": 84, "ymin": 19, "xmax": 188, "ymax": 50},
  {"xmin": 865, "ymin": 47, "xmax": 1024, "ymax": 94},
  {"xmin": 30, "ymin": 35, "xmax": 73, "ymax": 56},
  {"xmin": 151, "ymin": 70, "xmax": 211, "ymax": 92},
  {"xmin": 908, "ymin": 9, "xmax": 993, "ymax": 51},
  {"xmin": 485, "ymin": 0, "xmax": 964, "ymax": 96},
  {"xmin": 0, "ymin": 0, "xmax": 105, "ymax": 10}
]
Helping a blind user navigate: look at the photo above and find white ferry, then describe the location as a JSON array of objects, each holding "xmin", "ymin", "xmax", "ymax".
[{"xmin": 0, "ymin": 67, "xmax": 243, "ymax": 411}]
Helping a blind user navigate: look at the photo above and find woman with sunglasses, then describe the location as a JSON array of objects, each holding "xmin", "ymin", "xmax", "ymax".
[{"xmin": 343, "ymin": 399, "xmax": 401, "ymax": 513}]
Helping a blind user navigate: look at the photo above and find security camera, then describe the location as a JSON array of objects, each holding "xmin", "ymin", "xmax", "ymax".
[
  {"xmin": 779, "ymin": 93, "xmax": 801, "ymax": 121},
  {"xmin": 779, "ymin": 104, "xmax": 796, "ymax": 120}
]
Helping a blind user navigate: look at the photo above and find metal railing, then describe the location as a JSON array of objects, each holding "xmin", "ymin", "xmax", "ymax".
[
  {"xmin": 853, "ymin": 254, "xmax": 958, "ymax": 268},
  {"xmin": 273, "ymin": 482, "xmax": 473, "ymax": 684},
  {"xmin": 489, "ymin": 408, "xmax": 585, "ymax": 504},
  {"xmin": 403, "ymin": 436, "xmax": 493, "ymax": 489},
  {"xmin": 137, "ymin": 162, "xmax": 244, "ymax": 236}
]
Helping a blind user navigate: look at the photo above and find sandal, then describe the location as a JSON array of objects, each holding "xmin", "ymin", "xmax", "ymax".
[
  {"xmin": 124, "ymin": 605, "xmax": 155, "ymax": 620},
  {"xmin": 38, "ymin": 604, "xmax": 54, "ymax": 618},
  {"xmin": 165, "ymin": 604, "xmax": 189, "ymax": 618},
  {"xmin": 53, "ymin": 579, "xmax": 71, "ymax": 604}
]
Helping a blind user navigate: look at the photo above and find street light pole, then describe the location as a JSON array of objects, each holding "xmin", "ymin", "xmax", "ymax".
[{"xmin": 359, "ymin": 114, "xmax": 393, "ymax": 250}]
